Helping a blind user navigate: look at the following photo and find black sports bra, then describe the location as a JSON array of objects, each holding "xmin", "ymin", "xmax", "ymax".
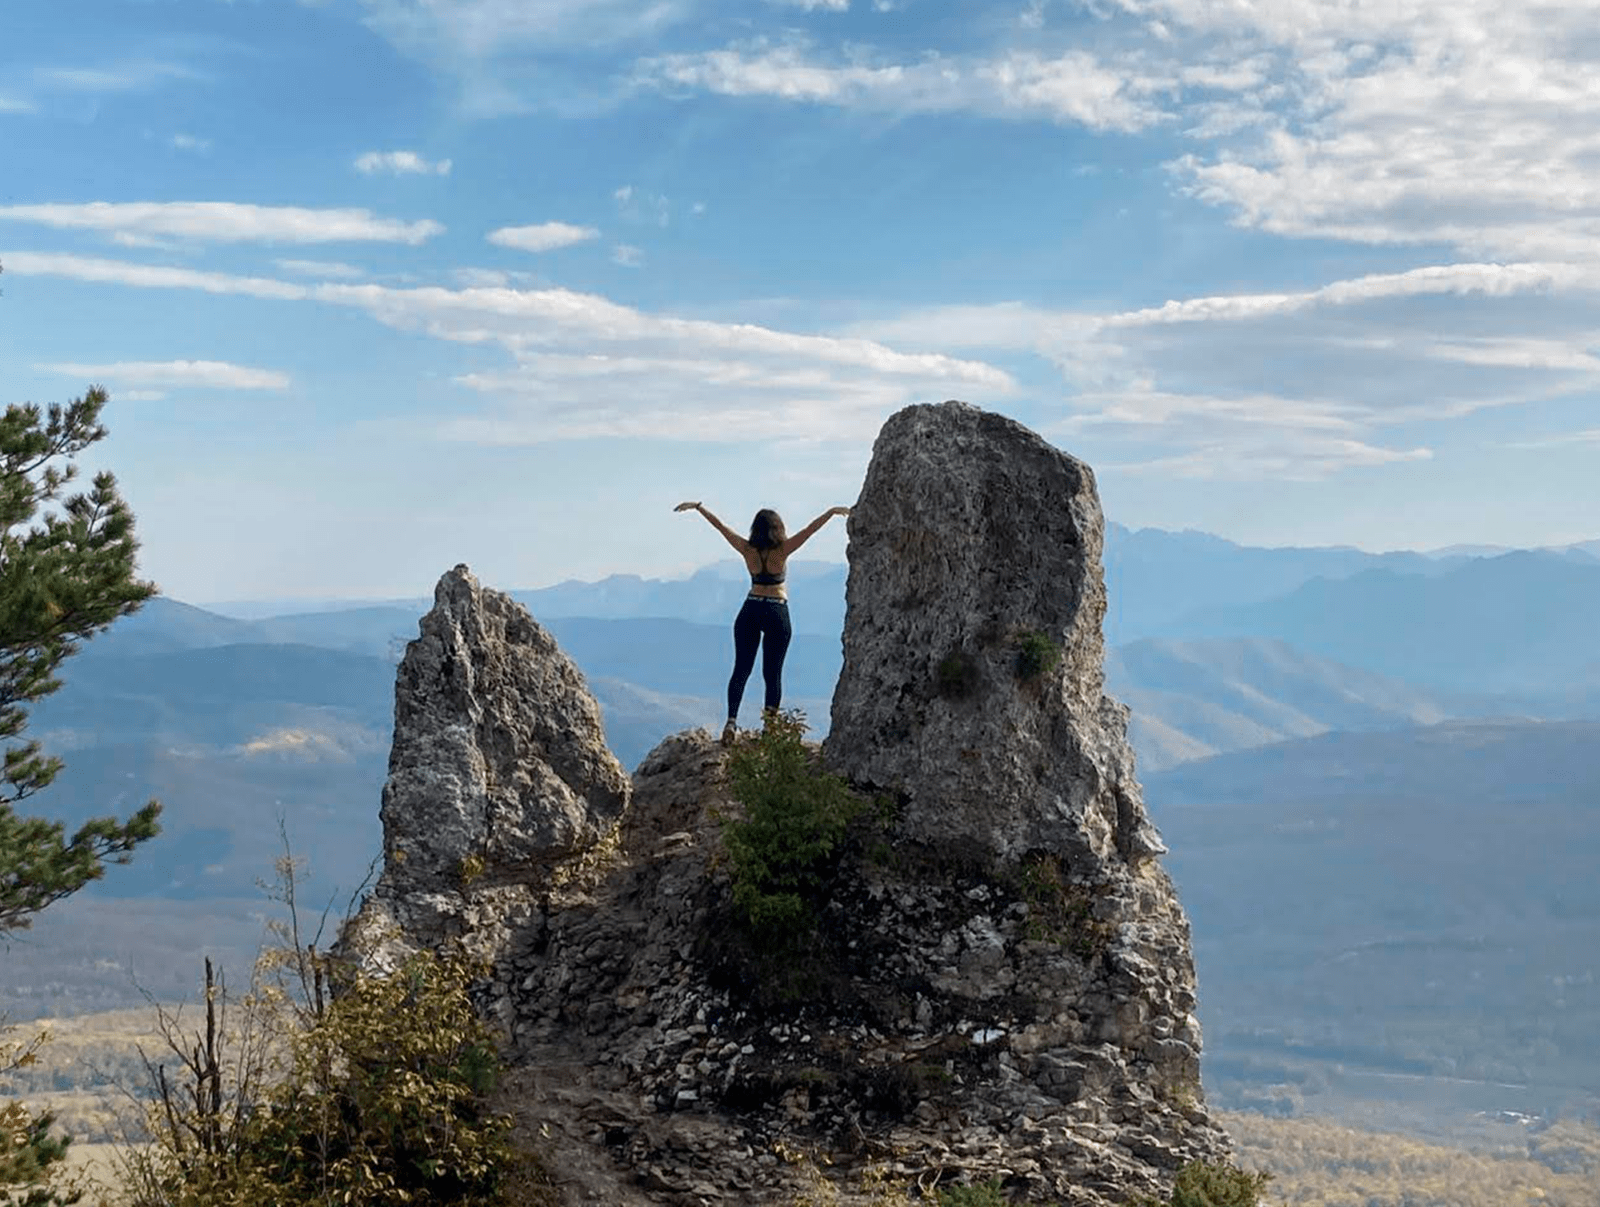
[{"xmin": 751, "ymin": 547, "xmax": 786, "ymax": 585}]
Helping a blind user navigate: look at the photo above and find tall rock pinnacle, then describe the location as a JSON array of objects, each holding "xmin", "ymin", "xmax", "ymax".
[
  {"xmin": 378, "ymin": 564, "xmax": 630, "ymax": 894},
  {"xmin": 343, "ymin": 415, "xmax": 1232, "ymax": 1203},
  {"xmin": 824, "ymin": 399, "xmax": 1166, "ymax": 866}
]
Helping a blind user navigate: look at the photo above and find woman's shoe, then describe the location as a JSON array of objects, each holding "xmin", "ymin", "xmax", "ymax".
[{"xmin": 720, "ymin": 719, "xmax": 738, "ymax": 747}]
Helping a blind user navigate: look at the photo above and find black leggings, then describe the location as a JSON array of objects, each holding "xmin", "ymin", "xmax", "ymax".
[{"xmin": 727, "ymin": 596, "xmax": 792, "ymax": 719}]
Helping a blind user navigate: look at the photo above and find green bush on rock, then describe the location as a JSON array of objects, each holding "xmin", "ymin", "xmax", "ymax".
[
  {"xmin": 719, "ymin": 709, "xmax": 868, "ymax": 939},
  {"xmin": 1014, "ymin": 631, "xmax": 1062, "ymax": 682},
  {"xmin": 1134, "ymin": 1159, "xmax": 1273, "ymax": 1207}
]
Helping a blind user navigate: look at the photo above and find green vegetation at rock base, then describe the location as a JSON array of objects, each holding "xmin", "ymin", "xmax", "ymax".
[
  {"xmin": 717, "ymin": 709, "xmax": 873, "ymax": 940},
  {"xmin": 106, "ymin": 850, "xmax": 557, "ymax": 1207}
]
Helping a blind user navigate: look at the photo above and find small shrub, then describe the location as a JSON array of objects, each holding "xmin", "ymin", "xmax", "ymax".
[
  {"xmin": 1014, "ymin": 631, "xmax": 1061, "ymax": 682},
  {"xmin": 1015, "ymin": 855, "xmax": 1112, "ymax": 961},
  {"xmin": 720, "ymin": 709, "xmax": 867, "ymax": 940},
  {"xmin": 117, "ymin": 841, "xmax": 555, "ymax": 1207},
  {"xmin": 1133, "ymin": 1159, "xmax": 1273, "ymax": 1207}
]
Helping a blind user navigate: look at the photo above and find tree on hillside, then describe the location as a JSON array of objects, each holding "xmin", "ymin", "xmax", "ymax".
[
  {"xmin": 0, "ymin": 385, "xmax": 162, "ymax": 934},
  {"xmin": 1, "ymin": 371, "xmax": 164, "ymax": 1204}
]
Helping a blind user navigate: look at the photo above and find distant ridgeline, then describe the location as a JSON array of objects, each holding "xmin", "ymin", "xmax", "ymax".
[
  {"xmin": 16, "ymin": 404, "xmax": 1600, "ymax": 1145},
  {"xmin": 338, "ymin": 401, "xmax": 1231, "ymax": 1205}
]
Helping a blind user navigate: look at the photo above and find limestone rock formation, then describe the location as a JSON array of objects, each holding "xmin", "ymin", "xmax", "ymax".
[
  {"xmin": 341, "ymin": 564, "xmax": 629, "ymax": 976},
  {"xmin": 342, "ymin": 406, "xmax": 1233, "ymax": 1205},
  {"xmin": 823, "ymin": 399, "xmax": 1166, "ymax": 868}
]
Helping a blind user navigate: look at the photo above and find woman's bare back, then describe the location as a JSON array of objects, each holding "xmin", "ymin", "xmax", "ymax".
[{"xmin": 743, "ymin": 545, "xmax": 788, "ymax": 599}]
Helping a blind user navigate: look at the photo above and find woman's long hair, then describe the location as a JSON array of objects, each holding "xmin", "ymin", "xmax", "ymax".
[{"xmin": 748, "ymin": 509, "xmax": 786, "ymax": 551}]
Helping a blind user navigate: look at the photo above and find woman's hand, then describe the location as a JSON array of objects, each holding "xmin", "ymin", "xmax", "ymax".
[{"xmin": 674, "ymin": 501, "xmax": 701, "ymax": 513}]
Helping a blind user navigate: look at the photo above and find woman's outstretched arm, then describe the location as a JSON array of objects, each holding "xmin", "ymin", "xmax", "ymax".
[
  {"xmin": 675, "ymin": 501, "xmax": 750, "ymax": 552},
  {"xmin": 781, "ymin": 506, "xmax": 851, "ymax": 556}
]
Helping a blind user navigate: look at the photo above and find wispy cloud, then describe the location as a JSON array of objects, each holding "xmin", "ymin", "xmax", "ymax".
[
  {"xmin": 487, "ymin": 221, "xmax": 600, "ymax": 252},
  {"xmin": 170, "ymin": 132, "xmax": 210, "ymax": 152},
  {"xmin": 357, "ymin": 0, "xmax": 690, "ymax": 55},
  {"xmin": 1507, "ymin": 427, "xmax": 1600, "ymax": 450},
  {"xmin": 451, "ymin": 267, "xmax": 543, "ymax": 288},
  {"xmin": 5, "ymin": 252, "xmax": 312, "ymax": 300},
  {"xmin": 354, "ymin": 0, "xmax": 693, "ymax": 114},
  {"xmin": 613, "ymin": 184, "xmax": 670, "ymax": 227},
  {"xmin": 1123, "ymin": 0, "xmax": 1600, "ymax": 262},
  {"xmin": 0, "ymin": 201, "xmax": 443, "ymax": 245},
  {"xmin": 354, "ymin": 149, "xmax": 452, "ymax": 176},
  {"xmin": 34, "ymin": 60, "xmax": 204, "ymax": 93},
  {"xmin": 844, "ymin": 250, "xmax": 1600, "ymax": 480},
  {"xmin": 274, "ymin": 258, "xmax": 368, "ymax": 279},
  {"xmin": 1095, "ymin": 435, "xmax": 1434, "ymax": 482},
  {"xmin": 6, "ymin": 251, "xmax": 1015, "ymax": 446},
  {"xmin": 638, "ymin": 41, "xmax": 1172, "ymax": 132},
  {"xmin": 611, "ymin": 243, "xmax": 644, "ymax": 268},
  {"xmin": 37, "ymin": 360, "xmax": 290, "ymax": 390}
]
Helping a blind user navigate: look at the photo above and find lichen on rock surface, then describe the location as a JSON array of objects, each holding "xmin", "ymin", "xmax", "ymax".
[{"xmin": 341, "ymin": 404, "xmax": 1234, "ymax": 1205}]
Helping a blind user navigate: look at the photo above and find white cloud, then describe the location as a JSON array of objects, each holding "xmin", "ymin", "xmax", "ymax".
[
  {"xmin": 486, "ymin": 221, "xmax": 600, "ymax": 252},
  {"xmin": 844, "ymin": 249, "xmax": 1600, "ymax": 480},
  {"xmin": 357, "ymin": 0, "xmax": 688, "ymax": 55},
  {"xmin": 1098, "ymin": 263, "xmax": 1598, "ymax": 329},
  {"xmin": 274, "ymin": 258, "xmax": 368, "ymax": 279},
  {"xmin": 354, "ymin": 149, "xmax": 452, "ymax": 176},
  {"xmin": 0, "ymin": 95, "xmax": 37, "ymax": 114},
  {"xmin": 611, "ymin": 243, "xmax": 645, "ymax": 268},
  {"xmin": 170, "ymin": 132, "xmax": 210, "ymax": 152},
  {"xmin": 844, "ymin": 262, "xmax": 1597, "ymax": 351},
  {"xmin": 355, "ymin": 0, "xmax": 692, "ymax": 113},
  {"xmin": 4, "ymin": 252, "xmax": 311, "ymax": 300},
  {"xmin": 639, "ymin": 42, "xmax": 1170, "ymax": 131},
  {"xmin": 0, "ymin": 201, "xmax": 443, "ymax": 245},
  {"xmin": 110, "ymin": 230, "xmax": 187, "ymax": 251},
  {"xmin": 37, "ymin": 360, "xmax": 291, "ymax": 390},
  {"xmin": 34, "ymin": 60, "xmax": 203, "ymax": 93},
  {"xmin": 613, "ymin": 185, "xmax": 670, "ymax": 226},
  {"xmin": 1508, "ymin": 428, "xmax": 1600, "ymax": 450},
  {"xmin": 5, "ymin": 252, "xmax": 1013, "ymax": 446},
  {"xmin": 451, "ymin": 267, "xmax": 542, "ymax": 288},
  {"xmin": 1095, "ymin": 435, "xmax": 1434, "ymax": 482},
  {"xmin": 1118, "ymin": 0, "xmax": 1600, "ymax": 262},
  {"xmin": 771, "ymin": 0, "xmax": 850, "ymax": 10}
]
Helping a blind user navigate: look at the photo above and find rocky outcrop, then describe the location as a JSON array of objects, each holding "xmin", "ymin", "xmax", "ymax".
[
  {"xmin": 342, "ymin": 404, "xmax": 1232, "ymax": 1205},
  {"xmin": 823, "ymin": 400, "xmax": 1165, "ymax": 869},
  {"xmin": 341, "ymin": 564, "xmax": 629, "ymax": 978}
]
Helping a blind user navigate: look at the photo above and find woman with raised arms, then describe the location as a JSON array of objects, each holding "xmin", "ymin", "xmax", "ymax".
[{"xmin": 674, "ymin": 501, "xmax": 851, "ymax": 745}]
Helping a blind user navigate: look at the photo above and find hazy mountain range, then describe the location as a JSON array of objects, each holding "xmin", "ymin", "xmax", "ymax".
[{"xmin": 10, "ymin": 524, "xmax": 1600, "ymax": 1128}]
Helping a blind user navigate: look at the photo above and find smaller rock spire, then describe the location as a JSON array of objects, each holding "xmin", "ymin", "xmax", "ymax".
[{"xmin": 376, "ymin": 563, "xmax": 630, "ymax": 896}]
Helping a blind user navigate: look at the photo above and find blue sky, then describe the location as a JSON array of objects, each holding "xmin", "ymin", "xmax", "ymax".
[{"xmin": 2, "ymin": 0, "xmax": 1598, "ymax": 603}]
